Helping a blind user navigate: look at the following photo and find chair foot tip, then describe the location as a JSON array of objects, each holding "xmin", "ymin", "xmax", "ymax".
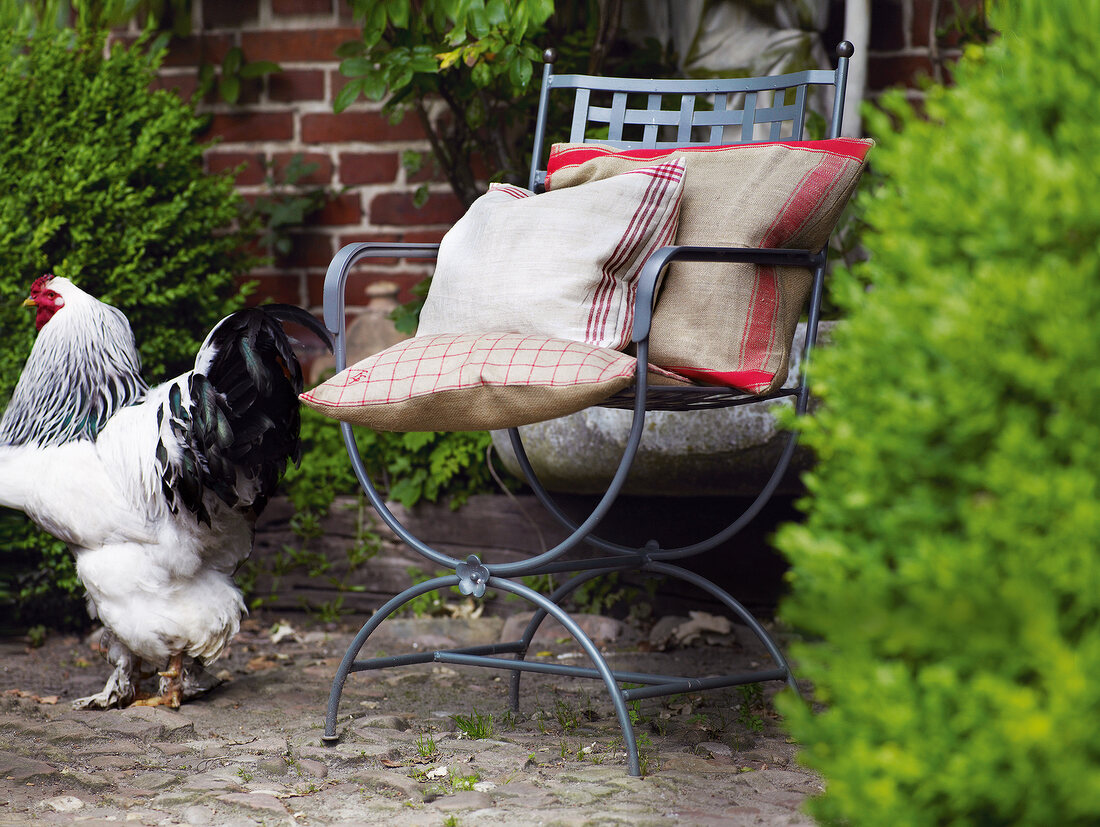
[{"xmin": 321, "ymin": 733, "xmax": 339, "ymax": 745}]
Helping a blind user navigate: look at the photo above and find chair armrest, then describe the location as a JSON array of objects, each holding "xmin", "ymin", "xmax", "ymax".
[
  {"xmin": 323, "ymin": 242, "xmax": 440, "ymax": 369},
  {"xmin": 631, "ymin": 244, "xmax": 827, "ymax": 344}
]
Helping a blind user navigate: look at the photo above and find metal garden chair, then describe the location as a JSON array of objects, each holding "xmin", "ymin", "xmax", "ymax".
[{"xmin": 319, "ymin": 42, "xmax": 857, "ymax": 777}]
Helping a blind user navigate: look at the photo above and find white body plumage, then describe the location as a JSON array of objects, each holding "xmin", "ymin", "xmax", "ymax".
[{"xmin": 0, "ymin": 276, "xmax": 325, "ymax": 708}]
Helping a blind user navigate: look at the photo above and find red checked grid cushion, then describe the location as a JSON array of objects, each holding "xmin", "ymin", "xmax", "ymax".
[
  {"xmin": 416, "ymin": 159, "xmax": 686, "ymax": 350},
  {"xmin": 300, "ymin": 332, "xmax": 689, "ymax": 432},
  {"xmin": 547, "ymin": 139, "xmax": 873, "ymax": 393}
]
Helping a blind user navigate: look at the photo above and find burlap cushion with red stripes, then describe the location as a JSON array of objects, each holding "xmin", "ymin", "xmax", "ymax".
[
  {"xmin": 417, "ymin": 159, "xmax": 686, "ymax": 350},
  {"xmin": 300, "ymin": 332, "xmax": 689, "ymax": 432},
  {"xmin": 547, "ymin": 139, "xmax": 873, "ymax": 393}
]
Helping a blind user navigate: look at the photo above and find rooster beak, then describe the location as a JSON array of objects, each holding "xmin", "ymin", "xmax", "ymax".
[{"xmin": 21, "ymin": 297, "xmax": 34, "ymax": 308}]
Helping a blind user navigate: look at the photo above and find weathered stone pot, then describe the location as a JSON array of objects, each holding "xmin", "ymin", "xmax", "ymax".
[{"xmin": 491, "ymin": 322, "xmax": 831, "ymax": 497}]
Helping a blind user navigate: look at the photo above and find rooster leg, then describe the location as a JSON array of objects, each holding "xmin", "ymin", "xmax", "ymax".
[
  {"xmin": 72, "ymin": 632, "xmax": 139, "ymax": 710},
  {"xmin": 131, "ymin": 653, "xmax": 184, "ymax": 708}
]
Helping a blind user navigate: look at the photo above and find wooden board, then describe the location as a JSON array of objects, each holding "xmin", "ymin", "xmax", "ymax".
[{"xmin": 248, "ymin": 493, "xmax": 791, "ymax": 618}]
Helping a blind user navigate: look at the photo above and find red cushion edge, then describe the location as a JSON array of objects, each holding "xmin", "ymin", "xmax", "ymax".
[
  {"xmin": 663, "ymin": 366, "xmax": 777, "ymax": 395},
  {"xmin": 546, "ymin": 138, "xmax": 872, "ymax": 189}
]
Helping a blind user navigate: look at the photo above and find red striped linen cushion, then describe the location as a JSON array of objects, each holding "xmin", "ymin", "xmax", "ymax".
[
  {"xmin": 547, "ymin": 139, "xmax": 873, "ymax": 394},
  {"xmin": 416, "ymin": 159, "xmax": 686, "ymax": 350},
  {"xmin": 300, "ymin": 332, "xmax": 689, "ymax": 432}
]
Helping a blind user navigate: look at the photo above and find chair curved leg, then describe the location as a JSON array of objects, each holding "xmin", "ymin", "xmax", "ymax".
[
  {"xmin": 508, "ymin": 568, "xmax": 618, "ymax": 713},
  {"xmin": 324, "ymin": 572, "xmax": 644, "ymax": 775},
  {"xmin": 491, "ymin": 576, "xmax": 642, "ymax": 776},
  {"xmin": 644, "ymin": 560, "xmax": 801, "ymax": 697},
  {"xmin": 508, "ymin": 562, "xmax": 800, "ymax": 709},
  {"xmin": 322, "ymin": 575, "xmax": 459, "ymax": 743}
]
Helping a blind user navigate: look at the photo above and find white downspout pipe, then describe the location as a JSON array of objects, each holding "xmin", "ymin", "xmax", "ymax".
[{"xmin": 843, "ymin": 0, "xmax": 870, "ymax": 136}]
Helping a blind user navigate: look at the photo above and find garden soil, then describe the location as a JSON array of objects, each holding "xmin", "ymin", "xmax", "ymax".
[{"xmin": 0, "ymin": 612, "xmax": 820, "ymax": 825}]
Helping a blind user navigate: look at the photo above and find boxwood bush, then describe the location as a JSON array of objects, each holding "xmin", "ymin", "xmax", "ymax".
[
  {"xmin": 0, "ymin": 24, "xmax": 256, "ymax": 629},
  {"xmin": 774, "ymin": 1, "xmax": 1100, "ymax": 823}
]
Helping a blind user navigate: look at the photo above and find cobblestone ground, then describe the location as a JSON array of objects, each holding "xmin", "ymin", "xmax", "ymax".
[{"xmin": 0, "ymin": 614, "xmax": 820, "ymax": 826}]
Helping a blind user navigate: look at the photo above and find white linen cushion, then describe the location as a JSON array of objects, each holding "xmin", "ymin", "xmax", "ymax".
[{"xmin": 416, "ymin": 159, "xmax": 686, "ymax": 350}]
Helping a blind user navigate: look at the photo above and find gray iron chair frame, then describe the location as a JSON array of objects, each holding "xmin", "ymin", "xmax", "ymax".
[{"xmin": 320, "ymin": 43, "xmax": 854, "ymax": 777}]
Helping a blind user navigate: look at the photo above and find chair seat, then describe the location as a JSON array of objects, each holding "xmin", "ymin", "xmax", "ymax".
[{"xmin": 600, "ymin": 383, "xmax": 798, "ymax": 411}]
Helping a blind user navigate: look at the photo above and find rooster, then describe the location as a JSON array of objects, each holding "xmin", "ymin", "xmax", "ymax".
[{"xmin": 0, "ymin": 275, "xmax": 330, "ymax": 709}]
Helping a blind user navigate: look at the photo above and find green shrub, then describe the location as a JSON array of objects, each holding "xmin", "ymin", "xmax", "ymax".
[
  {"xmin": 774, "ymin": 1, "xmax": 1100, "ymax": 823},
  {"xmin": 0, "ymin": 25, "xmax": 256, "ymax": 629},
  {"xmin": 281, "ymin": 408, "xmax": 496, "ymax": 517},
  {"xmin": 0, "ymin": 27, "xmax": 254, "ymax": 382}
]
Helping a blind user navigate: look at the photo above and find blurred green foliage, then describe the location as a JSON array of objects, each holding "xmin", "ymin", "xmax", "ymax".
[
  {"xmin": 0, "ymin": 1, "xmax": 280, "ymax": 102},
  {"xmin": 337, "ymin": 0, "xmax": 555, "ymax": 207},
  {"xmin": 775, "ymin": 0, "xmax": 1100, "ymax": 823}
]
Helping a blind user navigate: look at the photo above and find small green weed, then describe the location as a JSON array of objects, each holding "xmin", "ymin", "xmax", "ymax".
[
  {"xmin": 553, "ymin": 695, "xmax": 579, "ymax": 733},
  {"xmin": 400, "ymin": 567, "xmax": 450, "ymax": 617},
  {"xmin": 451, "ymin": 773, "xmax": 479, "ymax": 791},
  {"xmin": 505, "ymin": 573, "xmax": 555, "ymax": 603},
  {"xmin": 416, "ymin": 731, "xmax": 438, "ymax": 759},
  {"xmin": 636, "ymin": 731, "xmax": 656, "ymax": 775},
  {"xmin": 25, "ymin": 624, "xmax": 46, "ymax": 648},
  {"xmin": 313, "ymin": 595, "xmax": 350, "ymax": 623},
  {"xmin": 451, "ymin": 709, "xmax": 494, "ymax": 740},
  {"xmin": 736, "ymin": 684, "xmax": 767, "ymax": 733}
]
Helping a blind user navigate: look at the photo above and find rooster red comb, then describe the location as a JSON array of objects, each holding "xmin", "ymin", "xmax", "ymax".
[{"xmin": 30, "ymin": 274, "xmax": 56, "ymax": 295}]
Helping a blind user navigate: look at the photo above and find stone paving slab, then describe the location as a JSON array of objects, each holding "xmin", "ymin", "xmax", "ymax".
[{"xmin": 0, "ymin": 614, "xmax": 820, "ymax": 825}]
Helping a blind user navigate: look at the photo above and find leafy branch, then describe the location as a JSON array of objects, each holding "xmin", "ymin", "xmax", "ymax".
[{"xmin": 336, "ymin": 0, "xmax": 554, "ymax": 208}]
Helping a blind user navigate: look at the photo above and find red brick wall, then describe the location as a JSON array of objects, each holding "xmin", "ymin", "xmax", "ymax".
[
  {"xmin": 147, "ymin": 0, "xmax": 462, "ymax": 318},
  {"xmin": 143, "ymin": 0, "xmax": 974, "ymax": 320},
  {"xmin": 826, "ymin": 0, "xmax": 984, "ymax": 95}
]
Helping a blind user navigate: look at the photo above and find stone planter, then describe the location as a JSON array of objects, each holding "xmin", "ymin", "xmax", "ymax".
[{"xmin": 491, "ymin": 322, "xmax": 831, "ymax": 497}]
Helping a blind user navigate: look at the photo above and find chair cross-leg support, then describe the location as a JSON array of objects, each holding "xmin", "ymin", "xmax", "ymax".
[{"xmin": 321, "ymin": 555, "xmax": 799, "ymax": 777}]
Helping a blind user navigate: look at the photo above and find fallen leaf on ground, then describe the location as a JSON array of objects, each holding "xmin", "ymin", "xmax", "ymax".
[
  {"xmin": 4, "ymin": 689, "xmax": 59, "ymax": 704},
  {"xmin": 672, "ymin": 611, "xmax": 732, "ymax": 645},
  {"xmin": 269, "ymin": 622, "xmax": 302, "ymax": 645}
]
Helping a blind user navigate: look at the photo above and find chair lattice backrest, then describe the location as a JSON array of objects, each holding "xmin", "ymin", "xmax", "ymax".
[{"xmin": 528, "ymin": 47, "xmax": 851, "ymax": 191}]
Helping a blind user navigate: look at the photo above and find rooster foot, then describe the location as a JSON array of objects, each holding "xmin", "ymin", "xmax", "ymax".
[
  {"xmin": 130, "ymin": 653, "xmax": 183, "ymax": 709},
  {"xmin": 72, "ymin": 657, "xmax": 138, "ymax": 710},
  {"xmin": 72, "ymin": 682, "xmax": 133, "ymax": 710}
]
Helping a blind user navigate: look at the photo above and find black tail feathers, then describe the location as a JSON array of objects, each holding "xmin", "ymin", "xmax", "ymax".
[{"xmin": 174, "ymin": 305, "xmax": 332, "ymax": 521}]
